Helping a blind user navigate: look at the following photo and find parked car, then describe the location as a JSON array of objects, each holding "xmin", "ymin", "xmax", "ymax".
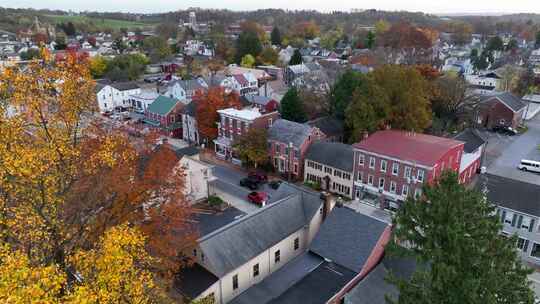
[
  {"xmin": 248, "ymin": 191, "xmax": 268, "ymax": 206},
  {"xmin": 240, "ymin": 177, "xmax": 260, "ymax": 190},
  {"xmin": 269, "ymin": 180, "xmax": 281, "ymax": 190},
  {"xmin": 248, "ymin": 171, "xmax": 268, "ymax": 183},
  {"xmin": 492, "ymin": 125, "xmax": 517, "ymax": 135}
]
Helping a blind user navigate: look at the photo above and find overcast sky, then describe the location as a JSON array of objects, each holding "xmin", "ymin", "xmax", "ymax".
[{"xmin": 1, "ymin": 0, "xmax": 539, "ymax": 14}]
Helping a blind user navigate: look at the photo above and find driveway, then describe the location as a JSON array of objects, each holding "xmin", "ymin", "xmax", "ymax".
[{"xmin": 486, "ymin": 115, "xmax": 540, "ymax": 185}]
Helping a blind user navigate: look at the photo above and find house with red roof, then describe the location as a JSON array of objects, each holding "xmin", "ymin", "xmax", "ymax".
[
  {"xmin": 221, "ymin": 73, "xmax": 259, "ymax": 96},
  {"xmin": 352, "ymin": 130, "xmax": 465, "ymax": 210}
]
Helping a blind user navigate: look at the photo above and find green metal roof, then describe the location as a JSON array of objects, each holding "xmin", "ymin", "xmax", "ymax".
[{"xmin": 147, "ymin": 95, "xmax": 179, "ymax": 116}]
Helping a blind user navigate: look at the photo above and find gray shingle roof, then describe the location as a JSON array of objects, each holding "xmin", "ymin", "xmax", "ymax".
[
  {"xmin": 111, "ymin": 81, "xmax": 140, "ymax": 91},
  {"xmin": 307, "ymin": 116, "xmax": 344, "ymax": 138},
  {"xmin": 198, "ymin": 183, "xmax": 323, "ymax": 277},
  {"xmin": 306, "ymin": 142, "xmax": 354, "ymax": 172},
  {"xmin": 479, "ymin": 174, "xmax": 540, "ymax": 216},
  {"xmin": 268, "ymin": 119, "xmax": 313, "ymax": 147},
  {"xmin": 178, "ymin": 79, "xmax": 207, "ymax": 92},
  {"xmin": 481, "ymin": 92, "xmax": 526, "ymax": 112},
  {"xmin": 454, "ymin": 129, "xmax": 486, "ymax": 153},
  {"xmin": 230, "ymin": 252, "xmax": 324, "ymax": 304},
  {"xmin": 310, "ymin": 207, "xmax": 388, "ymax": 272}
]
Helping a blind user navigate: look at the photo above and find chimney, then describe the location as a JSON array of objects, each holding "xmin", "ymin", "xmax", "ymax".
[
  {"xmin": 362, "ymin": 131, "xmax": 369, "ymax": 140},
  {"xmin": 320, "ymin": 192, "xmax": 335, "ymax": 220}
]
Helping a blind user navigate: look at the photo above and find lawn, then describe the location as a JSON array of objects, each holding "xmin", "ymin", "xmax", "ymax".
[{"xmin": 45, "ymin": 14, "xmax": 154, "ymax": 30}]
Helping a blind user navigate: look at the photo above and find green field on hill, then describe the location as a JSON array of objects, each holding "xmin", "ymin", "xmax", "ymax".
[{"xmin": 45, "ymin": 14, "xmax": 154, "ymax": 30}]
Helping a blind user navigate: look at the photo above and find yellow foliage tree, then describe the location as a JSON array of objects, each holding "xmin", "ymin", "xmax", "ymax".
[
  {"xmin": 89, "ymin": 55, "xmax": 108, "ymax": 78},
  {"xmin": 0, "ymin": 50, "xmax": 196, "ymax": 302}
]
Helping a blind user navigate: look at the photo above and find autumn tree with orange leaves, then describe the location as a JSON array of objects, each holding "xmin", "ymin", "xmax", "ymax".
[
  {"xmin": 0, "ymin": 50, "xmax": 196, "ymax": 303},
  {"xmin": 194, "ymin": 87, "xmax": 241, "ymax": 144}
]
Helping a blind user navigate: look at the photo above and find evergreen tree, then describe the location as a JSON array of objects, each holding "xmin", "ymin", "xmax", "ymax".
[
  {"xmin": 280, "ymin": 87, "xmax": 307, "ymax": 123},
  {"xmin": 329, "ymin": 70, "xmax": 364, "ymax": 119},
  {"xmin": 235, "ymin": 31, "xmax": 262, "ymax": 63},
  {"xmin": 535, "ymin": 31, "xmax": 540, "ymax": 48},
  {"xmin": 388, "ymin": 172, "xmax": 534, "ymax": 304},
  {"xmin": 271, "ymin": 27, "xmax": 282, "ymax": 46},
  {"xmin": 365, "ymin": 30, "xmax": 376, "ymax": 49},
  {"xmin": 289, "ymin": 49, "xmax": 303, "ymax": 65},
  {"xmin": 486, "ymin": 36, "xmax": 504, "ymax": 52}
]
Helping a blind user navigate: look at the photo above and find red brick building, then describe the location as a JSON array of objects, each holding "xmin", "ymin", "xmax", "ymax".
[
  {"xmin": 475, "ymin": 92, "xmax": 526, "ymax": 129},
  {"xmin": 352, "ymin": 130, "xmax": 465, "ymax": 209},
  {"xmin": 268, "ymin": 119, "xmax": 325, "ymax": 180},
  {"xmin": 214, "ymin": 107, "xmax": 280, "ymax": 164},
  {"xmin": 143, "ymin": 95, "xmax": 184, "ymax": 137}
]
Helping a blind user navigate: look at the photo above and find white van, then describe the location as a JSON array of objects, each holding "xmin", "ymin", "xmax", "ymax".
[{"xmin": 518, "ymin": 160, "xmax": 540, "ymax": 173}]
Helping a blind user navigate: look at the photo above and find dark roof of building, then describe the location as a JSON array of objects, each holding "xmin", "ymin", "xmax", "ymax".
[
  {"xmin": 198, "ymin": 183, "xmax": 323, "ymax": 277},
  {"xmin": 479, "ymin": 174, "xmax": 540, "ymax": 216},
  {"xmin": 147, "ymin": 95, "xmax": 180, "ymax": 116},
  {"xmin": 193, "ymin": 207, "xmax": 246, "ymax": 237},
  {"xmin": 111, "ymin": 81, "xmax": 140, "ymax": 91},
  {"xmin": 230, "ymin": 252, "xmax": 324, "ymax": 304},
  {"xmin": 268, "ymin": 119, "xmax": 314, "ymax": 147},
  {"xmin": 454, "ymin": 129, "xmax": 486, "ymax": 153},
  {"xmin": 481, "ymin": 92, "xmax": 526, "ymax": 113},
  {"xmin": 344, "ymin": 256, "xmax": 418, "ymax": 304},
  {"xmin": 178, "ymin": 79, "xmax": 207, "ymax": 92},
  {"xmin": 310, "ymin": 207, "xmax": 388, "ymax": 272},
  {"xmin": 306, "ymin": 142, "xmax": 354, "ymax": 172},
  {"xmin": 267, "ymin": 261, "xmax": 356, "ymax": 304},
  {"xmin": 307, "ymin": 116, "xmax": 344, "ymax": 138},
  {"xmin": 244, "ymin": 95, "xmax": 276, "ymax": 106},
  {"xmin": 173, "ymin": 145, "xmax": 200, "ymax": 158},
  {"xmin": 353, "ymin": 130, "xmax": 464, "ymax": 167},
  {"xmin": 174, "ymin": 263, "xmax": 219, "ymax": 300}
]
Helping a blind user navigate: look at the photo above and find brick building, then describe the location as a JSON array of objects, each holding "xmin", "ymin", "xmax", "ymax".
[
  {"xmin": 475, "ymin": 92, "xmax": 526, "ymax": 129},
  {"xmin": 214, "ymin": 107, "xmax": 279, "ymax": 164},
  {"xmin": 268, "ymin": 119, "xmax": 325, "ymax": 180},
  {"xmin": 352, "ymin": 130, "xmax": 465, "ymax": 210},
  {"xmin": 143, "ymin": 95, "xmax": 184, "ymax": 137}
]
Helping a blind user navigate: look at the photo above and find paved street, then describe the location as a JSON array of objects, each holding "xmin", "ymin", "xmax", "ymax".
[{"xmin": 486, "ymin": 115, "xmax": 540, "ymax": 185}]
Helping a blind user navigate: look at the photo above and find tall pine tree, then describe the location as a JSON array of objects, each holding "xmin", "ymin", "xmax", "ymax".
[
  {"xmin": 388, "ymin": 172, "xmax": 534, "ymax": 304},
  {"xmin": 271, "ymin": 27, "xmax": 282, "ymax": 46},
  {"xmin": 235, "ymin": 31, "xmax": 262, "ymax": 63},
  {"xmin": 289, "ymin": 49, "xmax": 303, "ymax": 65},
  {"xmin": 280, "ymin": 87, "xmax": 307, "ymax": 123}
]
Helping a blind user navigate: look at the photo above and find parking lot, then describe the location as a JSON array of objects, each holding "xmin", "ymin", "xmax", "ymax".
[
  {"xmin": 210, "ymin": 164, "xmax": 280, "ymax": 214},
  {"xmin": 486, "ymin": 115, "xmax": 540, "ymax": 185}
]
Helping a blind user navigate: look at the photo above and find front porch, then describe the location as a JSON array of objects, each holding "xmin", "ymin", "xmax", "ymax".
[{"xmin": 213, "ymin": 136, "xmax": 242, "ymax": 165}]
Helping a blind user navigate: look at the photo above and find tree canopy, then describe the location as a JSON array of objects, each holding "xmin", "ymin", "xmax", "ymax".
[
  {"xmin": 142, "ymin": 36, "xmax": 172, "ymax": 63},
  {"xmin": 280, "ymin": 87, "xmax": 307, "ymax": 123},
  {"xmin": 329, "ymin": 69, "xmax": 364, "ymax": 120},
  {"xmin": 235, "ymin": 30, "xmax": 262, "ymax": 63},
  {"xmin": 271, "ymin": 27, "xmax": 282, "ymax": 46},
  {"xmin": 232, "ymin": 128, "xmax": 269, "ymax": 168},
  {"xmin": 388, "ymin": 171, "xmax": 534, "ymax": 304},
  {"xmin": 0, "ymin": 51, "xmax": 196, "ymax": 302},
  {"xmin": 289, "ymin": 49, "xmax": 303, "ymax": 65},
  {"xmin": 345, "ymin": 65, "xmax": 432, "ymax": 142},
  {"xmin": 195, "ymin": 87, "xmax": 241, "ymax": 142}
]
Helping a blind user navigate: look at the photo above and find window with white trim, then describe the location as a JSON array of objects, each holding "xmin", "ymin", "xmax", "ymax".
[
  {"xmin": 368, "ymin": 175, "xmax": 374, "ymax": 185},
  {"xmin": 380, "ymin": 160, "xmax": 387, "ymax": 172},
  {"xmin": 417, "ymin": 170, "xmax": 425, "ymax": 182},
  {"xmin": 357, "ymin": 172, "xmax": 363, "ymax": 183},
  {"xmin": 390, "ymin": 181, "xmax": 397, "ymax": 193},
  {"xmin": 404, "ymin": 166, "xmax": 412, "ymax": 178},
  {"xmin": 414, "ymin": 188, "xmax": 422, "ymax": 198},
  {"xmin": 369, "ymin": 157, "xmax": 375, "ymax": 169},
  {"xmin": 517, "ymin": 237, "xmax": 529, "ymax": 252},
  {"xmin": 402, "ymin": 185, "xmax": 409, "ymax": 196},
  {"xmin": 531, "ymin": 243, "xmax": 540, "ymax": 258},
  {"xmin": 378, "ymin": 178, "xmax": 385, "ymax": 189},
  {"xmin": 392, "ymin": 163, "xmax": 399, "ymax": 175},
  {"xmin": 359, "ymin": 154, "xmax": 365, "ymax": 166}
]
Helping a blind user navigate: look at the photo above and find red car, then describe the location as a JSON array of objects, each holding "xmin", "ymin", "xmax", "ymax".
[
  {"xmin": 248, "ymin": 192, "xmax": 268, "ymax": 206},
  {"xmin": 248, "ymin": 171, "xmax": 268, "ymax": 183}
]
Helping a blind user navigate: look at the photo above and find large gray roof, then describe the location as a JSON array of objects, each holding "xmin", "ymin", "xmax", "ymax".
[
  {"xmin": 344, "ymin": 256, "xmax": 418, "ymax": 304},
  {"xmin": 111, "ymin": 81, "xmax": 140, "ymax": 91},
  {"xmin": 307, "ymin": 116, "xmax": 344, "ymax": 137},
  {"xmin": 481, "ymin": 92, "xmax": 526, "ymax": 112},
  {"xmin": 454, "ymin": 129, "xmax": 486, "ymax": 153},
  {"xmin": 198, "ymin": 183, "xmax": 323, "ymax": 277},
  {"xmin": 306, "ymin": 141, "xmax": 354, "ymax": 172},
  {"xmin": 310, "ymin": 207, "xmax": 388, "ymax": 272},
  {"xmin": 230, "ymin": 252, "xmax": 324, "ymax": 304},
  {"xmin": 479, "ymin": 174, "xmax": 540, "ymax": 216},
  {"xmin": 268, "ymin": 119, "xmax": 314, "ymax": 147}
]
